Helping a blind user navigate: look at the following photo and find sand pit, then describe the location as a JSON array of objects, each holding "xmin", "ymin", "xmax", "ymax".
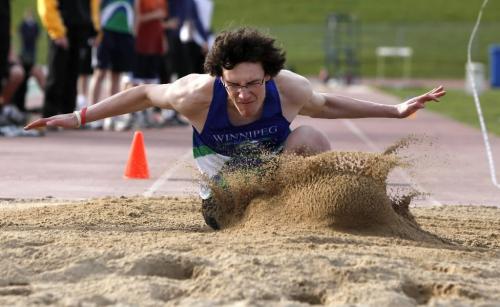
[
  {"xmin": 0, "ymin": 197, "xmax": 499, "ymax": 306},
  {"xmin": 1, "ymin": 140, "xmax": 499, "ymax": 305}
]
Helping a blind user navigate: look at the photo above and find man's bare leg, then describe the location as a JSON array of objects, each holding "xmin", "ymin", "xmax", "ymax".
[{"xmin": 284, "ymin": 125, "xmax": 331, "ymax": 156}]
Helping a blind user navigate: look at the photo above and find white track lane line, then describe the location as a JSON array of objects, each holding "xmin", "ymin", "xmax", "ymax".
[
  {"xmin": 467, "ymin": 0, "xmax": 500, "ymax": 189},
  {"xmin": 342, "ymin": 119, "xmax": 443, "ymax": 207},
  {"xmin": 143, "ymin": 150, "xmax": 193, "ymax": 197}
]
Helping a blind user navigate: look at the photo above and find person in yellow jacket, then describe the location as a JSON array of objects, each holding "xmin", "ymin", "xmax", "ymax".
[{"xmin": 37, "ymin": 0, "xmax": 99, "ymax": 119}]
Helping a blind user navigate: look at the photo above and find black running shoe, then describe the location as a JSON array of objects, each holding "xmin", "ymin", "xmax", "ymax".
[{"xmin": 201, "ymin": 197, "xmax": 220, "ymax": 230}]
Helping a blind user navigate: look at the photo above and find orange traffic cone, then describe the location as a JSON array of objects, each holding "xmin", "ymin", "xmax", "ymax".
[{"xmin": 124, "ymin": 131, "xmax": 150, "ymax": 179}]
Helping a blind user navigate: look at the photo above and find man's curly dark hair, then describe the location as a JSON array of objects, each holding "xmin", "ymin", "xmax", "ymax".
[{"xmin": 204, "ymin": 27, "xmax": 286, "ymax": 77}]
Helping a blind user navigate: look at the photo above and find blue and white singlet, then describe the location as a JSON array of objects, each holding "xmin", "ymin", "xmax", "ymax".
[{"xmin": 193, "ymin": 77, "xmax": 291, "ymax": 198}]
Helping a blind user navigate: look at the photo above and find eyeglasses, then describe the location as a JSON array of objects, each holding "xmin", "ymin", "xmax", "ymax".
[{"xmin": 222, "ymin": 78, "xmax": 265, "ymax": 93}]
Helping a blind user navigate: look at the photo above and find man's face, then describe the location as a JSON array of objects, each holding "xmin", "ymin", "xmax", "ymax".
[{"xmin": 222, "ymin": 62, "xmax": 270, "ymax": 118}]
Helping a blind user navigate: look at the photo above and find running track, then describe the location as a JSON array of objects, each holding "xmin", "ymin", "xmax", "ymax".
[{"xmin": 1, "ymin": 80, "xmax": 499, "ymax": 207}]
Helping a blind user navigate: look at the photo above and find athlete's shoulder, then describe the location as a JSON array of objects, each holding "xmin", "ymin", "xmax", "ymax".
[
  {"xmin": 168, "ymin": 74, "xmax": 214, "ymax": 101},
  {"xmin": 274, "ymin": 70, "xmax": 313, "ymax": 104},
  {"xmin": 169, "ymin": 73, "xmax": 215, "ymax": 115},
  {"xmin": 173, "ymin": 73, "xmax": 214, "ymax": 92}
]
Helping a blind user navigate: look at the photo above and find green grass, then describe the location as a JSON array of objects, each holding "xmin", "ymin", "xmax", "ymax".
[
  {"xmin": 212, "ymin": 0, "xmax": 500, "ymax": 25},
  {"xmin": 9, "ymin": 0, "xmax": 500, "ymax": 78},
  {"xmin": 382, "ymin": 87, "xmax": 500, "ymax": 136},
  {"xmin": 212, "ymin": 0, "xmax": 500, "ymax": 77}
]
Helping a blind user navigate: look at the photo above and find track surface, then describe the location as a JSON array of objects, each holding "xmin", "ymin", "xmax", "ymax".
[{"xmin": 1, "ymin": 80, "xmax": 499, "ymax": 206}]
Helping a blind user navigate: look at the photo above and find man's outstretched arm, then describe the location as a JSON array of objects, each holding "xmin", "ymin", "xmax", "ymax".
[
  {"xmin": 24, "ymin": 73, "xmax": 212, "ymax": 130},
  {"xmin": 301, "ymin": 85, "xmax": 446, "ymax": 119},
  {"xmin": 24, "ymin": 84, "xmax": 169, "ymax": 130}
]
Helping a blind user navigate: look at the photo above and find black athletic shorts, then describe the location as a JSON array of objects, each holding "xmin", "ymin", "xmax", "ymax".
[
  {"xmin": 132, "ymin": 53, "xmax": 163, "ymax": 81},
  {"xmin": 0, "ymin": 29, "xmax": 9, "ymax": 81},
  {"xmin": 79, "ymin": 39, "xmax": 93, "ymax": 75},
  {"xmin": 96, "ymin": 30, "xmax": 134, "ymax": 72}
]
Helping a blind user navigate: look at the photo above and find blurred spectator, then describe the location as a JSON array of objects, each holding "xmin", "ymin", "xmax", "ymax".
[
  {"xmin": 158, "ymin": 0, "xmax": 208, "ymax": 126},
  {"xmin": 0, "ymin": 49, "xmax": 26, "ymax": 126},
  {"xmin": 88, "ymin": 0, "xmax": 135, "ymax": 130},
  {"xmin": 0, "ymin": 1, "xmax": 43, "ymax": 137},
  {"xmin": 158, "ymin": 0, "xmax": 185, "ymax": 125},
  {"xmin": 76, "ymin": 33, "xmax": 95, "ymax": 110},
  {"xmin": 18, "ymin": 8, "xmax": 40, "ymax": 72},
  {"xmin": 132, "ymin": 0, "xmax": 166, "ymax": 85},
  {"xmin": 0, "ymin": 0, "xmax": 11, "ymax": 101},
  {"xmin": 159, "ymin": 0, "xmax": 178, "ymax": 84},
  {"xmin": 11, "ymin": 8, "xmax": 46, "ymax": 114},
  {"xmin": 193, "ymin": 0, "xmax": 214, "ymax": 48},
  {"xmin": 180, "ymin": 0, "xmax": 211, "ymax": 74},
  {"xmin": 37, "ymin": 0, "xmax": 99, "ymax": 119},
  {"xmin": 129, "ymin": 0, "xmax": 167, "ymax": 128},
  {"xmin": 0, "ymin": 48, "xmax": 43, "ymax": 136},
  {"xmin": 0, "ymin": 0, "xmax": 23, "ymax": 131},
  {"xmin": 168, "ymin": 0, "xmax": 208, "ymax": 78}
]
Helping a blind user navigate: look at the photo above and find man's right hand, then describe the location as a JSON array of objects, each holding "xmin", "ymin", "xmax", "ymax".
[{"xmin": 24, "ymin": 113, "xmax": 79, "ymax": 130}]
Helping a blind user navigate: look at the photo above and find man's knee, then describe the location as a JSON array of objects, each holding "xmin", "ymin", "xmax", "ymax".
[{"xmin": 284, "ymin": 126, "xmax": 331, "ymax": 156}]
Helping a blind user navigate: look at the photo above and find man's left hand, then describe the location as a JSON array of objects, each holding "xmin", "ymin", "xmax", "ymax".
[{"xmin": 397, "ymin": 85, "xmax": 446, "ymax": 118}]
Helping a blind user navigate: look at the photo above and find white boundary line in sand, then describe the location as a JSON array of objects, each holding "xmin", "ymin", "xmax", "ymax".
[
  {"xmin": 143, "ymin": 150, "xmax": 193, "ymax": 197},
  {"xmin": 342, "ymin": 119, "xmax": 443, "ymax": 207}
]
